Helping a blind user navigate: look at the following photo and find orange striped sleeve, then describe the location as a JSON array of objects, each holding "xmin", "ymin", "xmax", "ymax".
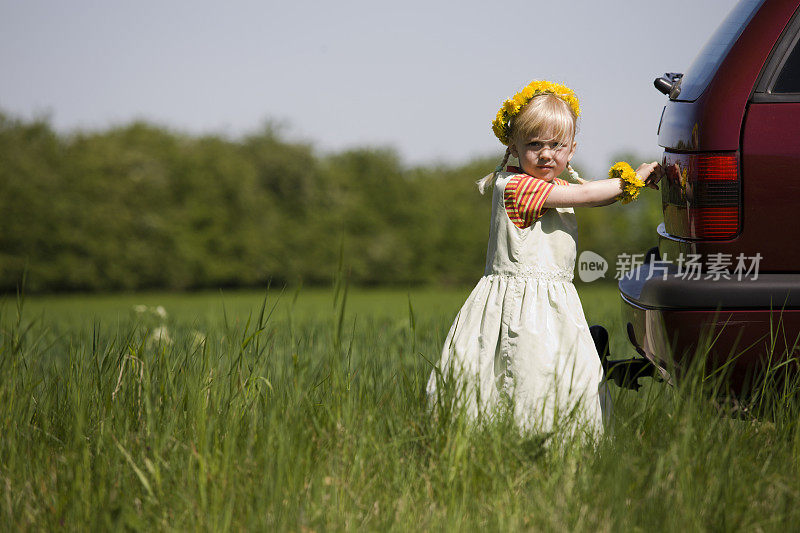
[{"xmin": 503, "ymin": 175, "xmax": 557, "ymax": 229}]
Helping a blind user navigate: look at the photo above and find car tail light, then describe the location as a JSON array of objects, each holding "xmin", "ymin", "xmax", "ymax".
[{"xmin": 662, "ymin": 152, "xmax": 740, "ymax": 239}]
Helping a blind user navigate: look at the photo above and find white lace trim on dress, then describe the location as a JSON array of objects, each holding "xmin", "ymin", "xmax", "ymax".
[{"xmin": 485, "ymin": 265, "xmax": 573, "ymax": 282}]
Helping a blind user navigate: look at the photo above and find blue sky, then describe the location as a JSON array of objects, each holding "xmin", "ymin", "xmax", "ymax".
[{"xmin": 1, "ymin": 0, "xmax": 739, "ymax": 177}]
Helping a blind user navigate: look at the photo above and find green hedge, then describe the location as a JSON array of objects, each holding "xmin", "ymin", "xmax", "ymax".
[{"xmin": 0, "ymin": 112, "xmax": 661, "ymax": 292}]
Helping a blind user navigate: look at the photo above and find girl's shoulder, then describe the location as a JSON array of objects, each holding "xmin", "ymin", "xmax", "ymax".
[{"xmin": 501, "ymin": 168, "xmax": 570, "ymax": 229}]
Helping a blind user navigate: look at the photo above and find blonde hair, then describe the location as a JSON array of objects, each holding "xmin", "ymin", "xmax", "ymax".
[
  {"xmin": 477, "ymin": 93, "xmax": 579, "ymax": 194},
  {"xmin": 511, "ymin": 93, "xmax": 576, "ymax": 146}
]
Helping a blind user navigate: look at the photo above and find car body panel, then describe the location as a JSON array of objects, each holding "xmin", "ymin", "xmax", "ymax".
[{"xmin": 740, "ymin": 102, "xmax": 800, "ymax": 271}]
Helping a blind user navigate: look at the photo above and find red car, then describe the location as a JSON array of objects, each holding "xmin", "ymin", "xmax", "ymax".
[{"xmin": 605, "ymin": 0, "xmax": 800, "ymax": 394}]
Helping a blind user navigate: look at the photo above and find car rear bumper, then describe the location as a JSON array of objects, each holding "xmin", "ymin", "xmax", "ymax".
[{"xmin": 618, "ymin": 256, "xmax": 800, "ymax": 391}]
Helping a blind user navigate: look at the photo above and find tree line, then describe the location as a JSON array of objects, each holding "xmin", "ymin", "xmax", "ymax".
[{"xmin": 0, "ymin": 112, "xmax": 662, "ymax": 293}]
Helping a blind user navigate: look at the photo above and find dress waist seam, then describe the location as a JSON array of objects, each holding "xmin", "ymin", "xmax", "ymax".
[{"xmin": 483, "ymin": 269, "xmax": 574, "ymax": 282}]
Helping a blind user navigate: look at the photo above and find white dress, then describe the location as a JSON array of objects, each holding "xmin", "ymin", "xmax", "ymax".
[{"xmin": 426, "ymin": 170, "xmax": 608, "ymax": 434}]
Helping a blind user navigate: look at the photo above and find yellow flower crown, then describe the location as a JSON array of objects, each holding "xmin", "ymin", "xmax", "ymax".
[{"xmin": 491, "ymin": 80, "xmax": 581, "ymax": 145}]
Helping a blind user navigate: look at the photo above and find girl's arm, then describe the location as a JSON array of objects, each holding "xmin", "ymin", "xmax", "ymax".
[{"xmin": 543, "ymin": 162, "xmax": 661, "ymax": 208}]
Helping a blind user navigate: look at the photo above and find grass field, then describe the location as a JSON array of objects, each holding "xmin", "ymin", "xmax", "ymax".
[{"xmin": 2, "ymin": 282, "xmax": 800, "ymax": 530}]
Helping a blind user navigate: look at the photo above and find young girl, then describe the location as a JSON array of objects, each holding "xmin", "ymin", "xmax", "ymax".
[{"xmin": 426, "ymin": 80, "xmax": 661, "ymax": 434}]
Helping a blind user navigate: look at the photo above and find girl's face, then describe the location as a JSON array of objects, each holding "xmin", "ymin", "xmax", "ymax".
[{"xmin": 509, "ymin": 129, "xmax": 576, "ymax": 182}]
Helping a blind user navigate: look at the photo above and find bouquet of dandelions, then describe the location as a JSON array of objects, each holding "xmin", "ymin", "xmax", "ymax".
[
  {"xmin": 132, "ymin": 304, "xmax": 206, "ymax": 350},
  {"xmin": 132, "ymin": 305, "xmax": 173, "ymax": 347}
]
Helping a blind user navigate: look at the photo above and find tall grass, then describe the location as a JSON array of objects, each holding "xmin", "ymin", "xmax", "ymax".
[{"xmin": 2, "ymin": 285, "xmax": 800, "ymax": 530}]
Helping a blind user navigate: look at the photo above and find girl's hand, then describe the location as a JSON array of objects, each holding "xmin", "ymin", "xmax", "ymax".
[{"xmin": 636, "ymin": 161, "xmax": 663, "ymax": 190}]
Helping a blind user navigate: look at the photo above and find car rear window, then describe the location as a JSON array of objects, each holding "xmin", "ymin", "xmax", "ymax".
[
  {"xmin": 676, "ymin": 0, "xmax": 767, "ymax": 101},
  {"xmin": 773, "ymin": 34, "xmax": 800, "ymax": 92}
]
